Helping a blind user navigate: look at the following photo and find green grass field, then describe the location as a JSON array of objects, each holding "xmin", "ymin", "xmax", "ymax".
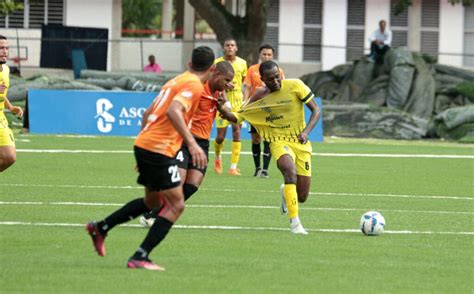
[{"xmin": 1, "ymin": 134, "xmax": 473, "ymax": 293}]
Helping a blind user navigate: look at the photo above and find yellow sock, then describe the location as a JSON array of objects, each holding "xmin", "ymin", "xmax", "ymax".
[
  {"xmin": 284, "ymin": 184, "xmax": 299, "ymax": 219},
  {"xmin": 215, "ymin": 141, "xmax": 224, "ymax": 158},
  {"xmin": 230, "ymin": 141, "xmax": 241, "ymax": 168}
]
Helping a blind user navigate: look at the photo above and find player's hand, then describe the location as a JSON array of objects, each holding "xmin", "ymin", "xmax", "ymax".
[
  {"xmin": 188, "ymin": 142, "xmax": 207, "ymax": 170},
  {"xmin": 0, "ymin": 83, "xmax": 5, "ymax": 94},
  {"xmin": 10, "ymin": 106, "xmax": 23, "ymax": 118},
  {"xmin": 298, "ymin": 132, "xmax": 309, "ymax": 144}
]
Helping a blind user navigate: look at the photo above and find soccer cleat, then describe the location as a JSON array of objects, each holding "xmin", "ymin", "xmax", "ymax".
[
  {"xmin": 290, "ymin": 222, "xmax": 308, "ymax": 235},
  {"xmin": 279, "ymin": 184, "xmax": 288, "ymax": 215},
  {"xmin": 214, "ymin": 158, "xmax": 222, "ymax": 174},
  {"xmin": 259, "ymin": 170, "xmax": 269, "ymax": 179},
  {"xmin": 228, "ymin": 168, "xmax": 241, "ymax": 176},
  {"xmin": 127, "ymin": 258, "xmax": 165, "ymax": 271},
  {"xmin": 86, "ymin": 221, "xmax": 106, "ymax": 256},
  {"xmin": 253, "ymin": 167, "xmax": 262, "ymax": 177}
]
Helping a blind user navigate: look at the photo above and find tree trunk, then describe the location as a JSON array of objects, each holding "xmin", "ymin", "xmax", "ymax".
[{"xmin": 188, "ymin": 0, "xmax": 268, "ymax": 65}]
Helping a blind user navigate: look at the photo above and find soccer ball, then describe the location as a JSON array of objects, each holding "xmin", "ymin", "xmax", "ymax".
[
  {"xmin": 360, "ymin": 211, "xmax": 385, "ymax": 236},
  {"xmin": 139, "ymin": 215, "xmax": 155, "ymax": 228}
]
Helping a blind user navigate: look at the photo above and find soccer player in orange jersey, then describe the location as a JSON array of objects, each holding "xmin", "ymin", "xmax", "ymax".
[
  {"xmin": 86, "ymin": 46, "xmax": 215, "ymax": 271},
  {"xmin": 139, "ymin": 61, "xmax": 235, "ymax": 226},
  {"xmin": 243, "ymin": 44, "xmax": 285, "ymax": 178}
]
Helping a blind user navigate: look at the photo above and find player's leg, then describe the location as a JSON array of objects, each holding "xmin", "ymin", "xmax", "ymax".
[
  {"xmin": 251, "ymin": 125, "xmax": 262, "ymax": 176},
  {"xmin": 128, "ymin": 185, "xmax": 184, "ymax": 271},
  {"xmin": 0, "ymin": 127, "xmax": 17, "ymax": 172},
  {"xmin": 296, "ymin": 175, "xmax": 311, "ymax": 203},
  {"xmin": 294, "ymin": 141, "xmax": 312, "ymax": 203},
  {"xmin": 261, "ymin": 141, "xmax": 271, "ymax": 178},
  {"xmin": 214, "ymin": 120, "xmax": 227, "ymax": 174},
  {"xmin": 228, "ymin": 122, "xmax": 241, "ymax": 175}
]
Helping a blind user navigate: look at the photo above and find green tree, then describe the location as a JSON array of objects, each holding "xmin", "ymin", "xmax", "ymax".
[
  {"xmin": 188, "ymin": 0, "xmax": 267, "ymax": 64},
  {"xmin": 122, "ymin": 0, "xmax": 162, "ymax": 37},
  {"xmin": 0, "ymin": 0, "xmax": 23, "ymax": 16}
]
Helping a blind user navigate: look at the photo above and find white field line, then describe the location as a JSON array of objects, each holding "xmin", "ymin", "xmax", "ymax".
[
  {"xmin": 0, "ymin": 221, "xmax": 472, "ymax": 236},
  {"xmin": 1, "ymin": 183, "xmax": 473, "ymax": 201},
  {"xmin": 0, "ymin": 200, "xmax": 473, "ymax": 215},
  {"xmin": 16, "ymin": 149, "xmax": 474, "ymax": 159}
]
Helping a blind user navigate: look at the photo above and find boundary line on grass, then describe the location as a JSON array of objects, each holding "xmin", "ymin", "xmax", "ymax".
[
  {"xmin": 16, "ymin": 149, "xmax": 474, "ymax": 159},
  {"xmin": 0, "ymin": 221, "xmax": 472, "ymax": 236},
  {"xmin": 1, "ymin": 201, "xmax": 473, "ymax": 215},
  {"xmin": 1, "ymin": 183, "xmax": 472, "ymax": 201}
]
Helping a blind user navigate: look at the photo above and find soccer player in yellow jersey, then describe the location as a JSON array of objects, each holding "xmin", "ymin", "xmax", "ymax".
[
  {"xmin": 0, "ymin": 35, "xmax": 23, "ymax": 172},
  {"xmin": 243, "ymin": 44, "xmax": 285, "ymax": 178},
  {"xmin": 217, "ymin": 60, "xmax": 321, "ymax": 234},
  {"xmin": 213, "ymin": 38, "xmax": 247, "ymax": 176}
]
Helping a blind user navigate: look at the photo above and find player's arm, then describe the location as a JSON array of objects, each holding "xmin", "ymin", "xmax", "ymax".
[
  {"xmin": 243, "ymin": 83, "xmax": 252, "ymax": 100},
  {"xmin": 140, "ymin": 106, "xmax": 153, "ymax": 130},
  {"xmin": 167, "ymin": 101, "xmax": 207, "ymax": 169},
  {"xmin": 298, "ymin": 99, "xmax": 321, "ymax": 144},
  {"xmin": 4, "ymin": 96, "xmax": 23, "ymax": 118},
  {"xmin": 216, "ymin": 95, "xmax": 238, "ymax": 123}
]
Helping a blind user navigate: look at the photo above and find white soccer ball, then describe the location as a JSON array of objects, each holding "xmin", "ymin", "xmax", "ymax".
[
  {"xmin": 139, "ymin": 215, "xmax": 155, "ymax": 228},
  {"xmin": 360, "ymin": 211, "xmax": 385, "ymax": 236}
]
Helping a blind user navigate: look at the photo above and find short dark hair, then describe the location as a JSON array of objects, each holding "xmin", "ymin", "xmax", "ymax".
[
  {"xmin": 259, "ymin": 43, "xmax": 275, "ymax": 53},
  {"xmin": 0, "ymin": 35, "xmax": 7, "ymax": 40},
  {"xmin": 215, "ymin": 60, "xmax": 234, "ymax": 75},
  {"xmin": 222, "ymin": 37, "xmax": 236, "ymax": 46},
  {"xmin": 259, "ymin": 60, "xmax": 279, "ymax": 76},
  {"xmin": 191, "ymin": 46, "xmax": 215, "ymax": 71}
]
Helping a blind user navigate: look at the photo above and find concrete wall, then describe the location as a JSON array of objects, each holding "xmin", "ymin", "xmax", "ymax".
[
  {"xmin": 439, "ymin": 0, "xmax": 465, "ymax": 67},
  {"xmin": 321, "ymin": 0, "xmax": 348, "ymax": 70},
  {"xmin": 364, "ymin": 0, "xmax": 391, "ymax": 52},
  {"xmin": 278, "ymin": 0, "xmax": 304, "ymax": 62}
]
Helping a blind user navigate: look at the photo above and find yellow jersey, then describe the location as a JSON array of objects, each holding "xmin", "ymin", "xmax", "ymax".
[
  {"xmin": 0, "ymin": 64, "xmax": 10, "ymax": 112},
  {"xmin": 214, "ymin": 56, "xmax": 247, "ymax": 109},
  {"xmin": 234, "ymin": 79, "xmax": 314, "ymax": 143}
]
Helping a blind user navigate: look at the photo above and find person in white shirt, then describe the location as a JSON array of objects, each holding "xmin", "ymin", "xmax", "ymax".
[{"xmin": 368, "ymin": 20, "xmax": 392, "ymax": 63}]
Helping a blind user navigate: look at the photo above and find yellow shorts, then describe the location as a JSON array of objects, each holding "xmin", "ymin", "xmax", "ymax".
[
  {"xmin": 0, "ymin": 127, "xmax": 15, "ymax": 147},
  {"xmin": 270, "ymin": 140, "xmax": 312, "ymax": 176}
]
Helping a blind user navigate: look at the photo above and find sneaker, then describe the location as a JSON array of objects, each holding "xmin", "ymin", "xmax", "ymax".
[
  {"xmin": 228, "ymin": 168, "xmax": 241, "ymax": 176},
  {"xmin": 127, "ymin": 258, "xmax": 165, "ymax": 271},
  {"xmin": 86, "ymin": 221, "xmax": 106, "ymax": 256},
  {"xmin": 139, "ymin": 212, "xmax": 156, "ymax": 228},
  {"xmin": 259, "ymin": 170, "xmax": 269, "ymax": 178},
  {"xmin": 290, "ymin": 222, "xmax": 308, "ymax": 235},
  {"xmin": 253, "ymin": 167, "xmax": 262, "ymax": 177},
  {"xmin": 279, "ymin": 184, "xmax": 288, "ymax": 215},
  {"xmin": 214, "ymin": 158, "xmax": 222, "ymax": 174}
]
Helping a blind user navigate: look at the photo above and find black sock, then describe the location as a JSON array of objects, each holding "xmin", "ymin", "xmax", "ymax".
[
  {"xmin": 183, "ymin": 183, "xmax": 198, "ymax": 201},
  {"xmin": 133, "ymin": 216, "xmax": 174, "ymax": 260},
  {"xmin": 252, "ymin": 143, "xmax": 261, "ymax": 170},
  {"xmin": 263, "ymin": 141, "xmax": 272, "ymax": 170},
  {"xmin": 98, "ymin": 198, "xmax": 148, "ymax": 234}
]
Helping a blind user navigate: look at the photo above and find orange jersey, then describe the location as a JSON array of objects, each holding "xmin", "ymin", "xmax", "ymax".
[
  {"xmin": 190, "ymin": 82, "xmax": 219, "ymax": 140},
  {"xmin": 135, "ymin": 71, "xmax": 204, "ymax": 157},
  {"xmin": 244, "ymin": 64, "xmax": 285, "ymax": 97}
]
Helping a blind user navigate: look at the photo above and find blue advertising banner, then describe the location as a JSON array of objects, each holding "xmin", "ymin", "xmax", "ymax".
[{"xmin": 28, "ymin": 89, "xmax": 323, "ymax": 141}]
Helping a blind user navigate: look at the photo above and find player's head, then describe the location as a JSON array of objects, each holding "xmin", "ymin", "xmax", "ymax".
[
  {"xmin": 379, "ymin": 20, "xmax": 387, "ymax": 31},
  {"xmin": 148, "ymin": 54, "xmax": 156, "ymax": 64},
  {"xmin": 258, "ymin": 44, "xmax": 275, "ymax": 62},
  {"xmin": 222, "ymin": 38, "xmax": 238, "ymax": 57},
  {"xmin": 259, "ymin": 60, "xmax": 281, "ymax": 92},
  {"xmin": 190, "ymin": 46, "xmax": 215, "ymax": 72},
  {"xmin": 0, "ymin": 35, "xmax": 9, "ymax": 65},
  {"xmin": 209, "ymin": 61, "xmax": 234, "ymax": 92}
]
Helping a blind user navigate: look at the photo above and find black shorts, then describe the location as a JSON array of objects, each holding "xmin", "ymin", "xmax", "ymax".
[
  {"xmin": 176, "ymin": 137, "xmax": 209, "ymax": 174},
  {"xmin": 134, "ymin": 146, "xmax": 181, "ymax": 192}
]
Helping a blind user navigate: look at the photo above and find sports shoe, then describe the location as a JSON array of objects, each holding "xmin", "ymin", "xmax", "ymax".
[
  {"xmin": 290, "ymin": 222, "xmax": 308, "ymax": 235},
  {"xmin": 214, "ymin": 158, "xmax": 222, "ymax": 174},
  {"xmin": 228, "ymin": 168, "xmax": 241, "ymax": 176},
  {"xmin": 279, "ymin": 184, "xmax": 288, "ymax": 215},
  {"xmin": 127, "ymin": 258, "xmax": 165, "ymax": 271},
  {"xmin": 253, "ymin": 167, "xmax": 262, "ymax": 177},
  {"xmin": 259, "ymin": 170, "xmax": 269, "ymax": 178},
  {"xmin": 86, "ymin": 221, "xmax": 106, "ymax": 256}
]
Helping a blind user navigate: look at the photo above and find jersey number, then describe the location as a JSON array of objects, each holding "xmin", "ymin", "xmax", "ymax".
[
  {"xmin": 143, "ymin": 88, "xmax": 172, "ymax": 130},
  {"xmin": 168, "ymin": 165, "xmax": 181, "ymax": 183},
  {"xmin": 176, "ymin": 151, "xmax": 184, "ymax": 162}
]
